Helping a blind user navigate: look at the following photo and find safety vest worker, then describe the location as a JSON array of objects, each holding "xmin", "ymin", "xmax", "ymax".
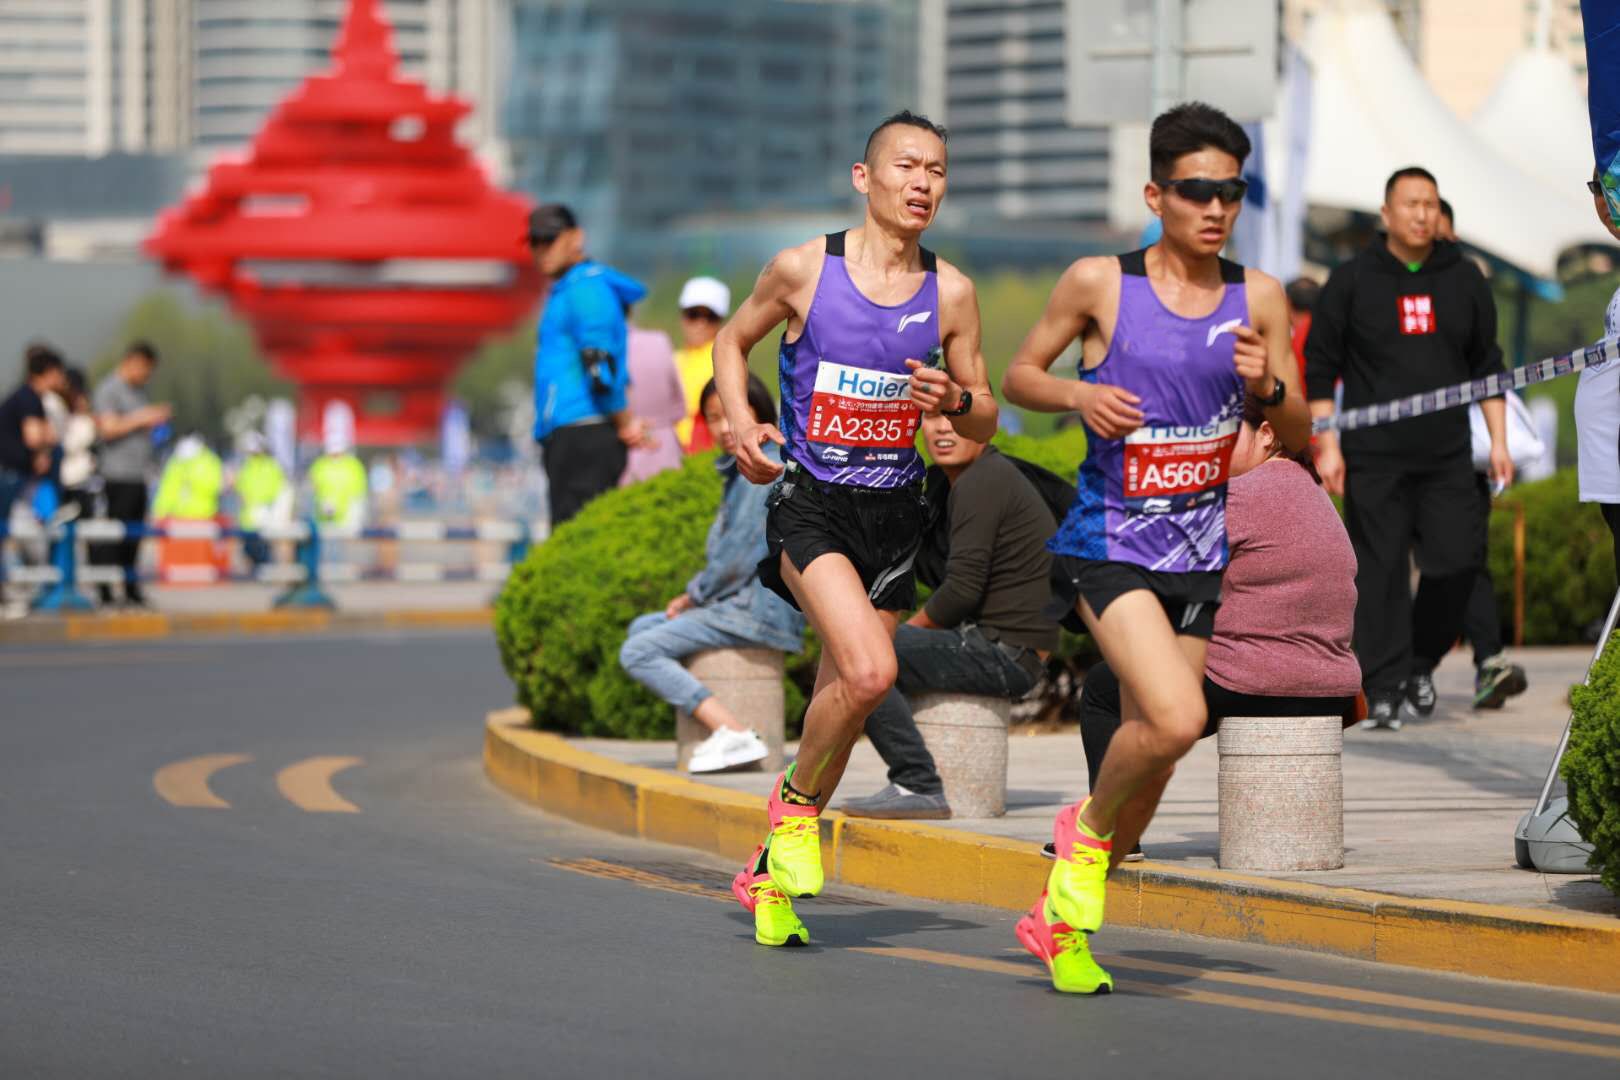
[
  {"xmin": 152, "ymin": 436, "xmax": 223, "ymax": 520},
  {"xmin": 310, "ymin": 451, "xmax": 367, "ymax": 528}
]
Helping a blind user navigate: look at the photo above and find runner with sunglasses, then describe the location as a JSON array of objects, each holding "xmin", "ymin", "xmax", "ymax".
[
  {"xmin": 1002, "ymin": 102, "xmax": 1308, "ymax": 994},
  {"xmin": 711, "ymin": 110, "xmax": 997, "ymax": 948}
]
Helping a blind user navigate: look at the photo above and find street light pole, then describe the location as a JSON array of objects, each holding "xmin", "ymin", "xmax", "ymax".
[{"xmin": 1151, "ymin": 0, "xmax": 1184, "ymax": 115}]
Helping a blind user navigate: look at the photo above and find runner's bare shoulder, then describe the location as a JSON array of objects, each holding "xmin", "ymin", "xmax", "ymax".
[
  {"xmin": 755, "ymin": 236, "xmax": 827, "ymax": 300},
  {"xmin": 1241, "ymin": 266, "xmax": 1289, "ymax": 327},
  {"xmin": 933, "ymin": 255, "xmax": 978, "ymax": 312},
  {"xmin": 1056, "ymin": 254, "xmax": 1120, "ymax": 322}
]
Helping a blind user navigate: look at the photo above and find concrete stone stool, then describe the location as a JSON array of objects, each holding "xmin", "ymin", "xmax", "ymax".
[
  {"xmin": 1217, "ymin": 716, "xmax": 1344, "ymax": 871},
  {"xmin": 912, "ymin": 692, "xmax": 1012, "ymax": 818},
  {"xmin": 675, "ymin": 648, "xmax": 785, "ymax": 772}
]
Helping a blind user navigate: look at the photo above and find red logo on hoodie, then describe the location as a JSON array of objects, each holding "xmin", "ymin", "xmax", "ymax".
[{"xmin": 1398, "ymin": 294, "xmax": 1435, "ymax": 335}]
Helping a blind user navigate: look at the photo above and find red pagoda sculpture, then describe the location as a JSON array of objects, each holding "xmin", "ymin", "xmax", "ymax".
[{"xmin": 146, "ymin": 0, "xmax": 542, "ymax": 445}]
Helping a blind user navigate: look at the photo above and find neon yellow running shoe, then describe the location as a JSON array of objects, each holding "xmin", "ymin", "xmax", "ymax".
[
  {"xmin": 1046, "ymin": 800, "xmax": 1111, "ymax": 932},
  {"xmin": 732, "ymin": 845, "xmax": 809, "ymax": 947},
  {"xmin": 764, "ymin": 773, "xmax": 823, "ymax": 897},
  {"xmin": 1015, "ymin": 891, "xmax": 1113, "ymax": 994}
]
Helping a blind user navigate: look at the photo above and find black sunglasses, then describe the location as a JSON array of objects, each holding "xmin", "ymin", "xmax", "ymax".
[
  {"xmin": 1588, "ymin": 179, "xmax": 1606, "ymax": 197},
  {"xmin": 1162, "ymin": 177, "xmax": 1249, "ymax": 205}
]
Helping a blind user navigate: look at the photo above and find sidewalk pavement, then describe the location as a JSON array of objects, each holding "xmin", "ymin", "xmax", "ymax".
[{"xmin": 579, "ymin": 645, "xmax": 1616, "ymax": 919}]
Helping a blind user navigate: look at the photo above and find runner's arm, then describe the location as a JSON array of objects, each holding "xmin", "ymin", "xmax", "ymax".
[
  {"xmin": 1245, "ymin": 272, "xmax": 1310, "ymax": 452},
  {"xmin": 712, "ymin": 244, "xmax": 815, "ymax": 483},
  {"xmin": 920, "ymin": 264, "xmax": 997, "ymax": 442},
  {"xmin": 1003, "ymin": 259, "xmax": 1143, "ymax": 436}
]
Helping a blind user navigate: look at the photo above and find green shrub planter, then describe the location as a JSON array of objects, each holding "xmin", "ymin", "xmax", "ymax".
[
  {"xmin": 1487, "ymin": 470, "xmax": 1617, "ymax": 645},
  {"xmin": 1564, "ymin": 631, "xmax": 1620, "ymax": 896}
]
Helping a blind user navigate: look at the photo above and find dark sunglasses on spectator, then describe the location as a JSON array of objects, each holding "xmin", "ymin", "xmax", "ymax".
[
  {"xmin": 527, "ymin": 233, "xmax": 561, "ymax": 248},
  {"xmin": 1588, "ymin": 179, "xmax": 1606, "ymax": 197},
  {"xmin": 681, "ymin": 308, "xmax": 721, "ymax": 322},
  {"xmin": 1162, "ymin": 177, "xmax": 1249, "ymax": 204}
]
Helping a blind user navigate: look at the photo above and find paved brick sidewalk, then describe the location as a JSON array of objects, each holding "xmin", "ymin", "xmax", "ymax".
[{"xmin": 583, "ymin": 645, "xmax": 1617, "ymax": 917}]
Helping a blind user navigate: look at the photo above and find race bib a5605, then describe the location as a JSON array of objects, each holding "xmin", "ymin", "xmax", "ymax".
[
  {"xmin": 807, "ymin": 361, "xmax": 919, "ymax": 448},
  {"xmin": 1122, "ymin": 418, "xmax": 1240, "ymax": 514}
]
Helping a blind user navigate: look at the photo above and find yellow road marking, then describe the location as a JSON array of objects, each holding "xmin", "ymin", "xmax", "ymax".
[
  {"xmin": 275, "ymin": 756, "xmax": 363, "ymax": 813},
  {"xmin": 854, "ymin": 947, "xmax": 1620, "ymax": 1063},
  {"xmin": 153, "ymin": 753, "xmax": 252, "ymax": 809},
  {"xmin": 1098, "ymin": 952, "xmax": 1620, "ymax": 1039},
  {"xmin": 548, "ymin": 858, "xmax": 733, "ymax": 903}
]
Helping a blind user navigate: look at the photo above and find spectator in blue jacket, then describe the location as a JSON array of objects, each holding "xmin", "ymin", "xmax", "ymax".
[
  {"xmin": 529, "ymin": 203, "xmax": 651, "ymax": 525},
  {"xmin": 619, "ymin": 375, "xmax": 806, "ymax": 773}
]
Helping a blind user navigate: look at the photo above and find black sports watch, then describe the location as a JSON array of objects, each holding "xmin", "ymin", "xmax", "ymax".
[
  {"xmin": 943, "ymin": 388, "xmax": 973, "ymax": 417},
  {"xmin": 1257, "ymin": 375, "xmax": 1286, "ymax": 407}
]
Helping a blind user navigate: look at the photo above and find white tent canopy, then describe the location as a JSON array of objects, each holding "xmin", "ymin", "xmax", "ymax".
[
  {"xmin": 1303, "ymin": 0, "xmax": 1612, "ymax": 279},
  {"xmin": 1472, "ymin": 48, "xmax": 1595, "ymax": 194}
]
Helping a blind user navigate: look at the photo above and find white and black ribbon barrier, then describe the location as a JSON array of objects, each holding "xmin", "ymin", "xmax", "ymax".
[{"xmin": 1311, "ymin": 334, "xmax": 1619, "ymax": 434}]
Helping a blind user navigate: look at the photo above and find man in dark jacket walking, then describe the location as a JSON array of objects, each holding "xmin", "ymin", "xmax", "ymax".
[{"xmin": 1305, "ymin": 167, "xmax": 1512, "ymax": 729}]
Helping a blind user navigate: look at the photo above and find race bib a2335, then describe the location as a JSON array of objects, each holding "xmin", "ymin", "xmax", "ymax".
[
  {"xmin": 1122, "ymin": 418, "xmax": 1240, "ymax": 514},
  {"xmin": 807, "ymin": 361, "xmax": 920, "ymax": 448}
]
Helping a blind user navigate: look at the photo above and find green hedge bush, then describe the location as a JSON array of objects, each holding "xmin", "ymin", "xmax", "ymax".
[
  {"xmin": 1563, "ymin": 631, "xmax": 1620, "ymax": 895},
  {"xmin": 495, "ymin": 453, "xmax": 723, "ymax": 738},
  {"xmin": 1487, "ymin": 470, "xmax": 1617, "ymax": 645}
]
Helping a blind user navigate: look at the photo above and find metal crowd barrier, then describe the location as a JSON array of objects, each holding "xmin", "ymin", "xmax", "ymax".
[{"xmin": 0, "ymin": 516, "xmax": 546, "ymax": 612}]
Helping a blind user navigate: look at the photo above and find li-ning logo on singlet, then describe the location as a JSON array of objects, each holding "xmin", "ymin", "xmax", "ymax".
[
  {"xmin": 1206, "ymin": 318, "xmax": 1242, "ymax": 348},
  {"xmin": 897, "ymin": 311, "xmax": 932, "ymax": 333}
]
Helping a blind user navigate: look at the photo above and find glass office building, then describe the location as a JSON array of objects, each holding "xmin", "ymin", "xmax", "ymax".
[{"xmin": 505, "ymin": 0, "xmax": 919, "ymax": 261}]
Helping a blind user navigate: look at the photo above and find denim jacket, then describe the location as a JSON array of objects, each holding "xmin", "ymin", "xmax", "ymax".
[{"xmin": 686, "ymin": 444, "xmax": 805, "ymax": 653}]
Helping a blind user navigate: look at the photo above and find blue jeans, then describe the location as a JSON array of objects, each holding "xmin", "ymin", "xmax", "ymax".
[
  {"xmin": 0, "ymin": 468, "xmax": 26, "ymax": 586},
  {"xmin": 619, "ymin": 610, "xmax": 762, "ymax": 714}
]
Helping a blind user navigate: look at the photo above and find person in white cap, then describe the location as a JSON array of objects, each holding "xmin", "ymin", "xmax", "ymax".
[{"xmin": 673, "ymin": 276, "xmax": 731, "ymax": 452}]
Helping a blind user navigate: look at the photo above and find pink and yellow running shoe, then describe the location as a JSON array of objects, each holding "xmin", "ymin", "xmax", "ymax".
[
  {"xmin": 732, "ymin": 845, "xmax": 809, "ymax": 947},
  {"xmin": 1015, "ymin": 891, "xmax": 1113, "ymax": 995},
  {"xmin": 764, "ymin": 772, "xmax": 823, "ymax": 898},
  {"xmin": 1045, "ymin": 799, "xmax": 1111, "ymax": 933}
]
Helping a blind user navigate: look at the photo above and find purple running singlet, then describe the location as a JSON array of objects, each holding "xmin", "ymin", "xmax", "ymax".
[
  {"xmin": 777, "ymin": 231, "xmax": 940, "ymax": 488},
  {"xmin": 1050, "ymin": 249, "xmax": 1248, "ymax": 572}
]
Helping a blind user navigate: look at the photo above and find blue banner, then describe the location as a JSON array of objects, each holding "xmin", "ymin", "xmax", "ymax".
[{"xmin": 1584, "ymin": 1, "xmax": 1620, "ymax": 223}]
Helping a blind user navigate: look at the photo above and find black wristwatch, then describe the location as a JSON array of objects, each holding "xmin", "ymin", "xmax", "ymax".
[
  {"xmin": 943, "ymin": 389, "xmax": 973, "ymax": 417},
  {"xmin": 1258, "ymin": 376, "xmax": 1286, "ymax": 407}
]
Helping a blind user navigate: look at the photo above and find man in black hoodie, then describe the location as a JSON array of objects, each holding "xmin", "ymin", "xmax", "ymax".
[{"xmin": 1305, "ymin": 167, "xmax": 1512, "ymax": 729}]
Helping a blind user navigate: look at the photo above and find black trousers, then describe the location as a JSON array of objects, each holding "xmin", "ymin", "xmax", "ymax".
[
  {"xmin": 1603, "ymin": 504, "xmax": 1620, "ymax": 595},
  {"xmin": 541, "ymin": 422, "xmax": 626, "ymax": 528},
  {"xmin": 1344, "ymin": 457, "xmax": 1484, "ymax": 695},
  {"xmin": 1077, "ymin": 661, "xmax": 1357, "ymax": 790},
  {"xmin": 1458, "ymin": 474, "xmax": 1504, "ymax": 668},
  {"xmin": 89, "ymin": 480, "xmax": 148, "ymax": 600},
  {"xmin": 864, "ymin": 624, "xmax": 1041, "ymax": 796}
]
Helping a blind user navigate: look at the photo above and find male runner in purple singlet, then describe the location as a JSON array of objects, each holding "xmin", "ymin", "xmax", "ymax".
[
  {"xmin": 712, "ymin": 111, "xmax": 997, "ymax": 947},
  {"xmin": 1003, "ymin": 103, "xmax": 1309, "ymax": 993}
]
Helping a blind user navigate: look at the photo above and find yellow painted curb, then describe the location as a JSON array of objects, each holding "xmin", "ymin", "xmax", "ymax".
[
  {"xmin": 482, "ymin": 709, "xmax": 1620, "ymax": 994},
  {"xmin": 1, "ymin": 608, "xmax": 491, "ymax": 644}
]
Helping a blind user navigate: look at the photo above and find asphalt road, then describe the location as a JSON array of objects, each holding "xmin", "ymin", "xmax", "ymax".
[{"xmin": 4, "ymin": 631, "xmax": 1618, "ymax": 1078}]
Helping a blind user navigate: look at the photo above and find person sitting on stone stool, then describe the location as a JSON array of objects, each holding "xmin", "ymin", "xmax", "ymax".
[
  {"xmin": 841, "ymin": 411, "xmax": 1061, "ymax": 819},
  {"xmin": 1060, "ymin": 393, "xmax": 1362, "ymax": 859},
  {"xmin": 618, "ymin": 375, "xmax": 805, "ymax": 773}
]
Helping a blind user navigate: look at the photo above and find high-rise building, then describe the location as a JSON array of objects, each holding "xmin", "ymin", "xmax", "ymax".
[
  {"xmin": 193, "ymin": 0, "xmax": 503, "ymax": 154},
  {"xmin": 503, "ymin": 0, "xmax": 918, "ymax": 258},
  {"xmin": 932, "ymin": 1, "xmax": 1107, "ymax": 225},
  {"xmin": 0, "ymin": 0, "xmax": 192, "ymax": 155}
]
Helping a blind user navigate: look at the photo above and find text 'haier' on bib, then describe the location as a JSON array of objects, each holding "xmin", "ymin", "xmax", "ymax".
[
  {"xmin": 1122, "ymin": 417, "xmax": 1240, "ymax": 514},
  {"xmin": 807, "ymin": 360, "xmax": 920, "ymax": 448}
]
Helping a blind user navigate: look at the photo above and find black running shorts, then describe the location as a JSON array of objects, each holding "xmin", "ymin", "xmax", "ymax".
[
  {"xmin": 1047, "ymin": 555, "xmax": 1223, "ymax": 640},
  {"xmin": 759, "ymin": 463, "xmax": 927, "ymax": 614}
]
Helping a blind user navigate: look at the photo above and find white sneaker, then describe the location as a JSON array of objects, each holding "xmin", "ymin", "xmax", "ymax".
[{"xmin": 687, "ymin": 727, "xmax": 769, "ymax": 773}]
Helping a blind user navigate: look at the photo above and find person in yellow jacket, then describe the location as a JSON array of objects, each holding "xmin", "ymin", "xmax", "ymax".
[
  {"xmin": 152, "ymin": 435, "xmax": 223, "ymax": 520},
  {"xmin": 151, "ymin": 435, "xmax": 225, "ymax": 583},
  {"xmin": 233, "ymin": 432, "xmax": 289, "ymax": 569},
  {"xmin": 672, "ymin": 276, "xmax": 730, "ymax": 452},
  {"xmin": 310, "ymin": 426, "xmax": 367, "ymax": 531}
]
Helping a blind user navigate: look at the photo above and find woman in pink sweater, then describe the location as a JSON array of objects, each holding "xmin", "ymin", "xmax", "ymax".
[{"xmin": 1069, "ymin": 395, "xmax": 1362, "ymax": 856}]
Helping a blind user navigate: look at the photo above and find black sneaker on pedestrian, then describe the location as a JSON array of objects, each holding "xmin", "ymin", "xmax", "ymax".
[
  {"xmin": 1473, "ymin": 653, "xmax": 1529, "ymax": 709},
  {"xmin": 840, "ymin": 783, "xmax": 951, "ymax": 820},
  {"xmin": 1360, "ymin": 692, "xmax": 1406, "ymax": 731},
  {"xmin": 1042, "ymin": 841, "xmax": 1144, "ymax": 862},
  {"xmin": 1404, "ymin": 671, "xmax": 1437, "ymax": 718},
  {"xmin": 124, "ymin": 586, "xmax": 153, "ymax": 610}
]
